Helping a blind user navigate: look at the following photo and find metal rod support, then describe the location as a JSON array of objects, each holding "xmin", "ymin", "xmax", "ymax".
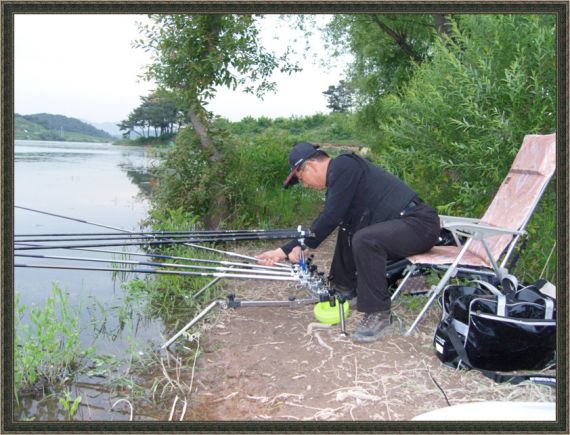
[
  {"xmin": 235, "ymin": 297, "xmax": 319, "ymax": 308},
  {"xmin": 193, "ymin": 277, "xmax": 222, "ymax": 300},
  {"xmin": 338, "ymin": 300, "xmax": 348, "ymax": 336},
  {"xmin": 162, "ymin": 300, "xmax": 223, "ymax": 349}
]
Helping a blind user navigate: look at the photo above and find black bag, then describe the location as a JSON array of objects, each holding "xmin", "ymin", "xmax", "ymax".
[{"xmin": 433, "ymin": 277, "xmax": 556, "ymax": 386}]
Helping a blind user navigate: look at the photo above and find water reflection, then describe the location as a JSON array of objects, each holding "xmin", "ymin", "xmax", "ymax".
[
  {"xmin": 14, "ymin": 140, "xmax": 163, "ymax": 421},
  {"xmin": 15, "ymin": 151, "xmax": 96, "ymax": 163}
]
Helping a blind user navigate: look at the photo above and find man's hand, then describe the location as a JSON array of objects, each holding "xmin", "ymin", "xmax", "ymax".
[
  {"xmin": 286, "ymin": 245, "xmax": 309, "ymax": 264},
  {"xmin": 255, "ymin": 248, "xmax": 287, "ymax": 266}
]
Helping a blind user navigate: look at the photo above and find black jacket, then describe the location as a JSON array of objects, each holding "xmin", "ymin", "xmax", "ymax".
[{"xmin": 282, "ymin": 153, "xmax": 417, "ymax": 254}]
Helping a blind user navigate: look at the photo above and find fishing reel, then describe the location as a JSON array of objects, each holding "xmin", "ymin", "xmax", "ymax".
[{"xmin": 294, "ymin": 254, "xmax": 330, "ymax": 300}]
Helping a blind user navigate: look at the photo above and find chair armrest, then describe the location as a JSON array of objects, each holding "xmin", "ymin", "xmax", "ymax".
[
  {"xmin": 444, "ymin": 222, "xmax": 525, "ymax": 239},
  {"xmin": 439, "ymin": 215, "xmax": 480, "ymax": 227}
]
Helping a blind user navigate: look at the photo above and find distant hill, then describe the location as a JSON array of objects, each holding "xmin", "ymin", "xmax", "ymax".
[
  {"xmin": 85, "ymin": 121, "xmax": 122, "ymax": 138},
  {"xmin": 15, "ymin": 113, "xmax": 114, "ymax": 142}
]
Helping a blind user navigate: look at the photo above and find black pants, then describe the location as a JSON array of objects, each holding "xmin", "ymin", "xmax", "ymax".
[{"xmin": 329, "ymin": 201, "xmax": 440, "ymax": 313}]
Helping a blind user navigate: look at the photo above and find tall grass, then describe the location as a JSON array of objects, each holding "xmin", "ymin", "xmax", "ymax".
[
  {"xmin": 149, "ymin": 127, "xmax": 325, "ymax": 230},
  {"xmin": 15, "ymin": 284, "xmax": 94, "ymax": 400}
]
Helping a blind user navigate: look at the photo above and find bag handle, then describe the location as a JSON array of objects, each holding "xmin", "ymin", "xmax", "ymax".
[
  {"xmin": 501, "ymin": 274, "xmax": 519, "ymax": 294},
  {"xmin": 469, "ymin": 280, "xmax": 502, "ymax": 296},
  {"xmin": 544, "ymin": 298, "xmax": 555, "ymax": 320},
  {"xmin": 517, "ymin": 282, "xmax": 556, "ymax": 320},
  {"xmin": 469, "ymin": 280, "xmax": 506, "ymax": 316}
]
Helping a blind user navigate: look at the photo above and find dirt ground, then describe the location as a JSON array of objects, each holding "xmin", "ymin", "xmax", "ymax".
[{"xmin": 159, "ymin": 235, "xmax": 556, "ymax": 422}]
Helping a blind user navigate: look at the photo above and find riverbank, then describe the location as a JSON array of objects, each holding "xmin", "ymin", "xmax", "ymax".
[
  {"xmin": 133, "ymin": 235, "xmax": 555, "ymax": 421},
  {"xmin": 112, "ymin": 134, "xmax": 175, "ymax": 147}
]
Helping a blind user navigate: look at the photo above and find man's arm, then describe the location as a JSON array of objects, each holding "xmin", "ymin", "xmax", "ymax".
[{"xmin": 304, "ymin": 156, "xmax": 362, "ymax": 249}]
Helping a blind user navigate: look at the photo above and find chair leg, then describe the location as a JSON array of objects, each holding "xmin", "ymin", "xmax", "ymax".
[
  {"xmin": 404, "ymin": 239, "xmax": 474, "ymax": 336},
  {"xmin": 390, "ymin": 265, "xmax": 417, "ymax": 302}
]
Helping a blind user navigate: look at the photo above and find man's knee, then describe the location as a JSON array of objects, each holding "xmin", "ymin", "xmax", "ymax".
[{"xmin": 352, "ymin": 227, "xmax": 387, "ymax": 256}]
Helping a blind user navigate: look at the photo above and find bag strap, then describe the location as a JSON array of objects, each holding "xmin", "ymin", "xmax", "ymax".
[
  {"xmin": 442, "ymin": 319, "xmax": 556, "ymax": 388},
  {"xmin": 469, "ymin": 280, "xmax": 507, "ymax": 316}
]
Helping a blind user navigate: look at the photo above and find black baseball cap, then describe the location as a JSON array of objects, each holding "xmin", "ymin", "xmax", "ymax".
[{"xmin": 283, "ymin": 142, "xmax": 320, "ymax": 188}]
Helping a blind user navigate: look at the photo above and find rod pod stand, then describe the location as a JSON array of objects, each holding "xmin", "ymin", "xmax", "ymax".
[
  {"xmin": 336, "ymin": 294, "xmax": 349, "ymax": 337},
  {"xmin": 162, "ymin": 292, "xmax": 321, "ymax": 350},
  {"xmin": 297, "ymin": 226, "xmax": 308, "ymax": 273},
  {"xmin": 163, "ymin": 289, "xmax": 349, "ymax": 350},
  {"xmin": 319, "ymin": 288, "xmax": 349, "ymax": 337}
]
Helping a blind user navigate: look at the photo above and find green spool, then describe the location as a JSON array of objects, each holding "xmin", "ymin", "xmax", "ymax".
[{"xmin": 313, "ymin": 300, "xmax": 350, "ymax": 325}]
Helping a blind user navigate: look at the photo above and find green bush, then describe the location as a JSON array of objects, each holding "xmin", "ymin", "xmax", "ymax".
[
  {"xmin": 149, "ymin": 113, "xmax": 365, "ymax": 230},
  {"xmin": 214, "ymin": 112, "xmax": 365, "ymax": 146},
  {"xmin": 370, "ymin": 14, "xmax": 556, "ymax": 280},
  {"xmin": 149, "ymin": 127, "xmax": 213, "ymax": 221},
  {"xmin": 221, "ymin": 133, "xmax": 323, "ymax": 228},
  {"xmin": 375, "ymin": 15, "xmax": 555, "ymax": 212}
]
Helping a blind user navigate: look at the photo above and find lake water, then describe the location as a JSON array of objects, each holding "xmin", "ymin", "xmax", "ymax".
[{"xmin": 14, "ymin": 140, "xmax": 165, "ymax": 419}]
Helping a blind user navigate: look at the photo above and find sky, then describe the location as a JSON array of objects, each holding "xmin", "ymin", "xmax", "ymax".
[{"xmin": 14, "ymin": 14, "xmax": 349, "ymax": 124}]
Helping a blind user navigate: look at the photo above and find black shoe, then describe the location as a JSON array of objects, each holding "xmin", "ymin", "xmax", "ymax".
[{"xmin": 351, "ymin": 310, "xmax": 391, "ymax": 342}]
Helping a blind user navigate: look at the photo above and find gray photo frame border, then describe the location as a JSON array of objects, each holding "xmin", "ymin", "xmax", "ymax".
[{"xmin": 1, "ymin": 1, "xmax": 568, "ymax": 433}]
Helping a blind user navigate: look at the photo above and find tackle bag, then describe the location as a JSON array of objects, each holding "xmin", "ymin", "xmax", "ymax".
[{"xmin": 433, "ymin": 277, "xmax": 556, "ymax": 386}]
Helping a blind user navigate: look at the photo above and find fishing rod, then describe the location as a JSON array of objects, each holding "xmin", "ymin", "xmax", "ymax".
[
  {"xmin": 14, "ymin": 243, "xmax": 290, "ymax": 272},
  {"xmin": 15, "ymin": 228, "xmax": 300, "ymax": 238},
  {"xmin": 182, "ymin": 242, "xmax": 289, "ymax": 267},
  {"xmin": 14, "ymin": 232, "xmax": 298, "ymax": 251},
  {"xmin": 17, "ymin": 206, "xmax": 232, "ymax": 307},
  {"xmin": 15, "ymin": 263, "xmax": 300, "ymax": 281},
  {"xmin": 14, "ymin": 230, "xmax": 303, "ymax": 243},
  {"xmin": 16, "ymin": 205, "xmax": 293, "ymax": 268},
  {"xmin": 15, "ymin": 253, "xmax": 293, "ymax": 277}
]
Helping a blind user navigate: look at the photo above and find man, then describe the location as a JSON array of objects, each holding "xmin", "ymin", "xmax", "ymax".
[{"xmin": 256, "ymin": 142, "xmax": 440, "ymax": 342}]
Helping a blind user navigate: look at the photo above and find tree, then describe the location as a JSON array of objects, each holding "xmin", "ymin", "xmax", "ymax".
[
  {"xmin": 119, "ymin": 89, "xmax": 184, "ymax": 139},
  {"xmin": 325, "ymin": 15, "xmax": 439, "ymax": 94},
  {"xmin": 323, "ymin": 14, "xmax": 454, "ymax": 130},
  {"xmin": 142, "ymin": 89, "xmax": 184, "ymax": 137},
  {"xmin": 374, "ymin": 15, "xmax": 555, "ymax": 279},
  {"xmin": 135, "ymin": 14, "xmax": 300, "ymax": 226},
  {"xmin": 323, "ymin": 80, "xmax": 354, "ymax": 113}
]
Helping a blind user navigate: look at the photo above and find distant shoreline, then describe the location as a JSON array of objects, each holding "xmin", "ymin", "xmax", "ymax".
[{"xmin": 14, "ymin": 138, "xmax": 153, "ymax": 147}]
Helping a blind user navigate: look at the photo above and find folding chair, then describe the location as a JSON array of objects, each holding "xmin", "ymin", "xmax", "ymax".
[{"xmin": 391, "ymin": 133, "xmax": 556, "ymax": 336}]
